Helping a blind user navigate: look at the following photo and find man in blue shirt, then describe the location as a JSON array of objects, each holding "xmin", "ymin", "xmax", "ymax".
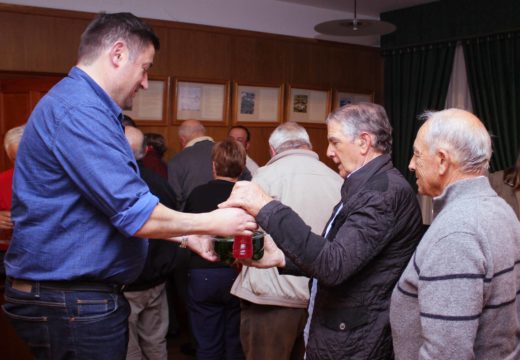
[{"xmin": 3, "ymin": 12, "xmax": 255, "ymax": 360}]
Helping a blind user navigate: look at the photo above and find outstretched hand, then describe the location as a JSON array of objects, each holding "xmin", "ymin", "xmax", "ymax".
[
  {"xmin": 186, "ymin": 235, "xmax": 219, "ymax": 262},
  {"xmin": 239, "ymin": 234, "xmax": 286, "ymax": 269},
  {"xmin": 219, "ymin": 181, "xmax": 273, "ymax": 217}
]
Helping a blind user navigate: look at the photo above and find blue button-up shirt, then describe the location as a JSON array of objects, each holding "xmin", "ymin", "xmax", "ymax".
[{"xmin": 5, "ymin": 67, "xmax": 159, "ymax": 284}]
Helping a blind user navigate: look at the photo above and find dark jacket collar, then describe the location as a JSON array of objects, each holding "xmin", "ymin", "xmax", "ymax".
[{"xmin": 340, "ymin": 154, "xmax": 393, "ymax": 201}]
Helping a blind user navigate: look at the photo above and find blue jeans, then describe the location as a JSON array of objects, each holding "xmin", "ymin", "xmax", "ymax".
[
  {"xmin": 187, "ymin": 268, "xmax": 244, "ymax": 360},
  {"xmin": 2, "ymin": 280, "xmax": 130, "ymax": 360}
]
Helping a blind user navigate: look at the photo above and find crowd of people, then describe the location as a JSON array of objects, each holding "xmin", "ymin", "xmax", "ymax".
[{"xmin": 1, "ymin": 11, "xmax": 519, "ymax": 360}]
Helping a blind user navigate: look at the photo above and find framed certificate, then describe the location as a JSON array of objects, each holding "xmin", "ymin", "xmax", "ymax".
[
  {"xmin": 173, "ymin": 78, "xmax": 230, "ymax": 125},
  {"xmin": 286, "ymin": 85, "xmax": 332, "ymax": 126},
  {"xmin": 232, "ymin": 82, "xmax": 284, "ymax": 126},
  {"xmin": 333, "ymin": 90, "xmax": 374, "ymax": 110}
]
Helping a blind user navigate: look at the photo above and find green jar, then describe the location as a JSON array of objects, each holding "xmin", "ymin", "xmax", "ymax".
[{"xmin": 213, "ymin": 231, "xmax": 264, "ymax": 265}]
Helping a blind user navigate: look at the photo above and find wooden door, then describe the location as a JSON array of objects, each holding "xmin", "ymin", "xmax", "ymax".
[{"xmin": 0, "ymin": 74, "xmax": 63, "ymax": 171}]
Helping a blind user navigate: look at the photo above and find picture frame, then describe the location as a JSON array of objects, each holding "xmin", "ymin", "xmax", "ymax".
[
  {"xmin": 286, "ymin": 85, "xmax": 331, "ymax": 126},
  {"xmin": 333, "ymin": 89, "xmax": 374, "ymax": 110},
  {"xmin": 232, "ymin": 82, "xmax": 284, "ymax": 125},
  {"xmin": 173, "ymin": 78, "xmax": 230, "ymax": 125},
  {"xmin": 123, "ymin": 76, "xmax": 169, "ymax": 126}
]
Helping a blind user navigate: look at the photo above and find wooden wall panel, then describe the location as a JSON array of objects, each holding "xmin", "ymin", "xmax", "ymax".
[
  {"xmin": 0, "ymin": 11, "xmax": 86, "ymax": 72},
  {"xmin": 166, "ymin": 29, "xmax": 232, "ymax": 79},
  {"xmin": 0, "ymin": 4, "xmax": 383, "ymax": 174},
  {"xmin": 230, "ymin": 37, "xmax": 286, "ymax": 82}
]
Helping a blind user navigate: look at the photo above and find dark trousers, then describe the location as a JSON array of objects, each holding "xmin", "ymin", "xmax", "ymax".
[
  {"xmin": 3, "ymin": 279, "xmax": 130, "ymax": 360},
  {"xmin": 187, "ymin": 267, "xmax": 244, "ymax": 360}
]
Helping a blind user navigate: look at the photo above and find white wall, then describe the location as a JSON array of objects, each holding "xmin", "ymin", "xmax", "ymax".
[{"xmin": 1, "ymin": 0, "xmax": 380, "ymax": 45}]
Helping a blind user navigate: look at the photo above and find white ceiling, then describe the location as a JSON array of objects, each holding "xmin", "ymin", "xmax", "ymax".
[{"xmin": 2, "ymin": 0, "xmax": 438, "ymax": 46}]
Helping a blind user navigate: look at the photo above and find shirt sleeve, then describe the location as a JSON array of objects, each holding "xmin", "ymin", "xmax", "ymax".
[
  {"xmin": 52, "ymin": 106, "xmax": 159, "ymax": 237},
  {"xmin": 416, "ymin": 232, "xmax": 484, "ymax": 359}
]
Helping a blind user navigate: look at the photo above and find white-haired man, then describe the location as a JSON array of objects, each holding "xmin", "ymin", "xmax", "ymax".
[
  {"xmin": 231, "ymin": 122, "xmax": 343, "ymax": 360},
  {"xmin": 390, "ymin": 109, "xmax": 520, "ymax": 359}
]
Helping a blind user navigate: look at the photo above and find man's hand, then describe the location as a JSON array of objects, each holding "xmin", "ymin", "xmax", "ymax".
[
  {"xmin": 208, "ymin": 207, "xmax": 257, "ymax": 236},
  {"xmin": 0, "ymin": 211, "xmax": 13, "ymax": 230},
  {"xmin": 186, "ymin": 235, "xmax": 219, "ymax": 262},
  {"xmin": 239, "ymin": 235, "xmax": 286, "ymax": 268},
  {"xmin": 219, "ymin": 181, "xmax": 273, "ymax": 217}
]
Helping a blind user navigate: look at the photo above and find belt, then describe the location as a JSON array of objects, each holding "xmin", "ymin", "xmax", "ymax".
[{"xmin": 8, "ymin": 277, "xmax": 126, "ymax": 293}]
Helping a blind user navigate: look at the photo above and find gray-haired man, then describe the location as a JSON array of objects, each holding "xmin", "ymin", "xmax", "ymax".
[{"xmin": 221, "ymin": 103, "xmax": 424, "ymax": 359}]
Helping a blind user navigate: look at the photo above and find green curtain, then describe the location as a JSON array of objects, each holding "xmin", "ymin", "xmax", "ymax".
[
  {"xmin": 463, "ymin": 32, "xmax": 520, "ymax": 171},
  {"xmin": 383, "ymin": 43, "xmax": 456, "ymax": 185}
]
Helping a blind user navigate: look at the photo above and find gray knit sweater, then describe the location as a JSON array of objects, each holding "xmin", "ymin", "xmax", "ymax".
[{"xmin": 390, "ymin": 176, "xmax": 520, "ymax": 359}]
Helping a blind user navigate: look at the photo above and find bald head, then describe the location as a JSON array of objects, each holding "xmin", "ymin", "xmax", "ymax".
[
  {"xmin": 4, "ymin": 125, "xmax": 25, "ymax": 162},
  {"xmin": 178, "ymin": 120, "xmax": 206, "ymax": 148},
  {"xmin": 124, "ymin": 126, "xmax": 145, "ymax": 160}
]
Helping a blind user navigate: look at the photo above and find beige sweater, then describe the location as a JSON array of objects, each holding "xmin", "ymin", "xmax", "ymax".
[{"xmin": 231, "ymin": 149, "xmax": 342, "ymax": 308}]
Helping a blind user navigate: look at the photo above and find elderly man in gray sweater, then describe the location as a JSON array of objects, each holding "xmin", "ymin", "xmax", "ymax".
[{"xmin": 390, "ymin": 109, "xmax": 520, "ymax": 359}]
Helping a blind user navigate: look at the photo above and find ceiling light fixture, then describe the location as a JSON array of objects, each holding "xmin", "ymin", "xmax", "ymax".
[{"xmin": 314, "ymin": 0, "xmax": 396, "ymax": 36}]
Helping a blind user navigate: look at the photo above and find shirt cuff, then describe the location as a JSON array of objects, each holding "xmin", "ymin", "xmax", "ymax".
[{"xmin": 111, "ymin": 193, "xmax": 159, "ymax": 237}]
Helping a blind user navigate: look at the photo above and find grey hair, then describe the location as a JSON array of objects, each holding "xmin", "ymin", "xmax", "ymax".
[
  {"xmin": 4, "ymin": 125, "xmax": 25, "ymax": 152},
  {"xmin": 269, "ymin": 122, "xmax": 312, "ymax": 153},
  {"xmin": 421, "ymin": 108, "xmax": 492, "ymax": 174},
  {"xmin": 326, "ymin": 102, "xmax": 393, "ymax": 154}
]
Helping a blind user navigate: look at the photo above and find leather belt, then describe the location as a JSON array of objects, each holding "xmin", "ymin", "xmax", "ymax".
[{"xmin": 8, "ymin": 277, "xmax": 126, "ymax": 293}]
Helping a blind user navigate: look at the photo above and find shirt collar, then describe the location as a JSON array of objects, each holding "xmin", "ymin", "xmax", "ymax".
[
  {"xmin": 185, "ymin": 136, "xmax": 214, "ymax": 148},
  {"xmin": 266, "ymin": 148, "xmax": 318, "ymax": 166},
  {"xmin": 432, "ymin": 176, "xmax": 492, "ymax": 217},
  {"xmin": 68, "ymin": 66, "xmax": 123, "ymax": 122},
  {"xmin": 340, "ymin": 154, "xmax": 392, "ymax": 201}
]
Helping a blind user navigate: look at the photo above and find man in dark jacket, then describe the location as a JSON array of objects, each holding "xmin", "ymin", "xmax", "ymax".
[{"xmin": 221, "ymin": 102, "xmax": 424, "ymax": 359}]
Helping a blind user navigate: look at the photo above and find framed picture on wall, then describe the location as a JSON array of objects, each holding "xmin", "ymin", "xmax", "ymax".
[
  {"xmin": 286, "ymin": 85, "xmax": 331, "ymax": 125},
  {"xmin": 333, "ymin": 90, "xmax": 374, "ymax": 110},
  {"xmin": 232, "ymin": 82, "xmax": 284, "ymax": 125},
  {"xmin": 123, "ymin": 76, "xmax": 169, "ymax": 126},
  {"xmin": 173, "ymin": 78, "xmax": 230, "ymax": 125}
]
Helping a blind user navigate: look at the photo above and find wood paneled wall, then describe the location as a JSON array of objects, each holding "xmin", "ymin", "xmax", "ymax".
[{"xmin": 0, "ymin": 3, "xmax": 383, "ymax": 171}]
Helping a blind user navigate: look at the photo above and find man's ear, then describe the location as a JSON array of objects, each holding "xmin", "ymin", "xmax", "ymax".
[
  {"xmin": 109, "ymin": 41, "xmax": 126, "ymax": 67},
  {"xmin": 437, "ymin": 148, "xmax": 450, "ymax": 176},
  {"xmin": 358, "ymin": 132, "xmax": 372, "ymax": 154}
]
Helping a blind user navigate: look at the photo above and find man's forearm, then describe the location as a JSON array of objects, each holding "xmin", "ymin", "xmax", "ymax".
[
  {"xmin": 134, "ymin": 203, "xmax": 257, "ymax": 240},
  {"xmin": 134, "ymin": 203, "xmax": 208, "ymax": 239}
]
